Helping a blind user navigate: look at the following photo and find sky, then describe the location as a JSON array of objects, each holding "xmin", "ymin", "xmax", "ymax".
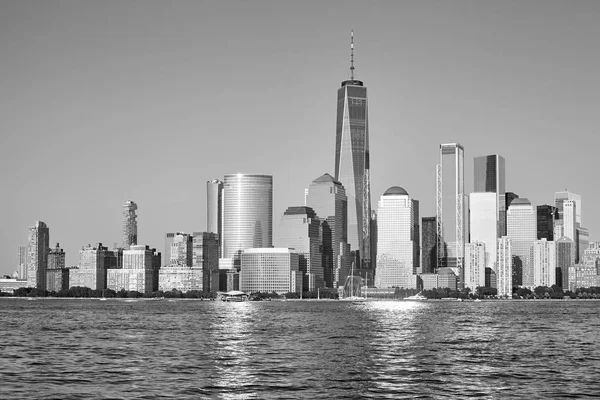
[{"xmin": 1, "ymin": 0, "xmax": 600, "ymax": 276}]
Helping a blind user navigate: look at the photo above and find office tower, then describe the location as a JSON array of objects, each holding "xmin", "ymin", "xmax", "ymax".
[
  {"xmin": 507, "ymin": 198, "xmax": 536, "ymax": 287},
  {"xmin": 334, "ymin": 32, "xmax": 371, "ymax": 268},
  {"xmin": 240, "ymin": 248, "xmax": 302, "ymax": 294},
  {"xmin": 464, "ymin": 242, "xmax": 486, "ymax": 291},
  {"xmin": 563, "ymin": 200, "xmax": 577, "ymax": 242},
  {"xmin": 274, "ymin": 206, "xmax": 323, "ymax": 291},
  {"xmin": 576, "ymin": 227, "xmax": 589, "ymax": 265},
  {"xmin": 192, "ymin": 232, "xmax": 220, "ymax": 292},
  {"xmin": 554, "ymin": 220, "xmax": 564, "ymax": 240},
  {"xmin": 496, "ymin": 237, "xmax": 512, "ymax": 298},
  {"xmin": 370, "ymin": 210, "xmax": 377, "ymax": 274},
  {"xmin": 18, "ymin": 246, "xmax": 27, "ymax": 280},
  {"xmin": 306, "ymin": 173, "xmax": 350, "ymax": 288},
  {"xmin": 469, "ymin": 192, "xmax": 498, "ymax": 272},
  {"xmin": 164, "ymin": 233, "xmax": 175, "ymax": 267},
  {"xmin": 506, "ymin": 192, "xmax": 519, "ymax": 209},
  {"xmin": 436, "ymin": 143, "xmax": 468, "ymax": 286},
  {"xmin": 74, "ymin": 243, "xmax": 110, "ymax": 290},
  {"xmin": 46, "ymin": 243, "xmax": 68, "ymax": 292},
  {"xmin": 122, "ymin": 201, "xmax": 138, "ymax": 249},
  {"xmin": 207, "ymin": 179, "xmax": 223, "ymax": 254},
  {"xmin": 169, "ymin": 233, "xmax": 193, "ymax": 267},
  {"xmin": 533, "ymin": 239, "xmax": 556, "ymax": 287},
  {"xmin": 554, "ymin": 191, "xmax": 581, "ymax": 224},
  {"xmin": 222, "ymin": 174, "xmax": 273, "ymax": 261},
  {"xmin": 474, "ymin": 154, "xmax": 506, "ymax": 236},
  {"xmin": 27, "ymin": 221, "xmax": 50, "ymax": 290},
  {"xmin": 374, "ymin": 186, "xmax": 419, "ymax": 289},
  {"xmin": 107, "ymin": 245, "xmax": 155, "ymax": 294},
  {"xmin": 556, "ymin": 237, "xmax": 574, "ymax": 288},
  {"xmin": 537, "ymin": 205, "xmax": 557, "ymax": 240},
  {"xmin": 421, "ymin": 217, "xmax": 437, "ymax": 274}
]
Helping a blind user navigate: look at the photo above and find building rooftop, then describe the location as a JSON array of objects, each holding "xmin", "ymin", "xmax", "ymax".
[
  {"xmin": 283, "ymin": 206, "xmax": 317, "ymax": 218},
  {"xmin": 383, "ymin": 186, "xmax": 409, "ymax": 196},
  {"xmin": 312, "ymin": 173, "xmax": 341, "ymax": 185},
  {"xmin": 511, "ymin": 198, "xmax": 531, "ymax": 206}
]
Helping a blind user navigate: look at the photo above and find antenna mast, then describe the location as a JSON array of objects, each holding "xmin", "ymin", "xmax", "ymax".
[{"xmin": 350, "ymin": 30, "xmax": 355, "ymax": 80}]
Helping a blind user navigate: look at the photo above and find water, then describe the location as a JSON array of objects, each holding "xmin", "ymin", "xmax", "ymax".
[{"xmin": 1, "ymin": 299, "xmax": 599, "ymax": 399}]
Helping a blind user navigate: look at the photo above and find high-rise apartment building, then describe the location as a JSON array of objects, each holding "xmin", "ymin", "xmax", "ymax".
[
  {"xmin": 222, "ymin": 174, "xmax": 273, "ymax": 261},
  {"xmin": 496, "ymin": 237, "xmax": 512, "ymax": 298},
  {"xmin": 474, "ymin": 154, "xmax": 506, "ymax": 236},
  {"xmin": 206, "ymin": 179, "xmax": 223, "ymax": 255},
  {"xmin": 73, "ymin": 243, "xmax": 110, "ymax": 290},
  {"xmin": 169, "ymin": 233, "xmax": 193, "ymax": 267},
  {"xmin": 421, "ymin": 217, "xmax": 437, "ymax": 274},
  {"xmin": 556, "ymin": 237, "xmax": 574, "ymax": 288},
  {"xmin": 27, "ymin": 221, "xmax": 50, "ymax": 290},
  {"xmin": 554, "ymin": 191, "xmax": 581, "ymax": 225},
  {"xmin": 306, "ymin": 173, "xmax": 350, "ymax": 288},
  {"xmin": 274, "ymin": 206, "xmax": 323, "ymax": 291},
  {"xmin": 122, "ymin": 201, "xmax": 138, "ymax": 249},
  {"xmin": 240, "ymin": 248, "xmax": 302, "ymax": 294},
  {"xmin": 507, "ymin": 198, "xmax": 536, "ymax": 287},
  {"xmin": 375, "ymin": 187, "xmax": 419, "ymax": 289},
  {"xmin": 107, "ymin": 245, "xmax": 156, "ymax": 294},
  {"xmin": 469, "ymin": 192, "xmax": 498, "ymax": 272},
  {"xmin": 576, "ymin": 227, "xmax": 589, "ymax": 265},
  {"xmin": 437, "ymin": 143, "xmax": 468, "ymax": 287},
  {"xmin": 46, "ymin": 243, "xmax": 68, "ymax": 292},
  {"xmin": 537, "ymin": 205, "xmax": 557, "ymax": 241},
  {"xmin": 334, "ymin": 32, "xmax": 371, "ymax": 268},
  {"xmin": 533, "ymin": 239, "xmax": 556, "ymax": 287},
  {"xmin": 192, "ymin": 232, "xmax": 219, "ymax": 292},
  {"xmin": 464, "ymin": 242, "xmax": 486, "ymax": 291},
  {"xmin": 18, "ymin": 246, "xmax": 27, "ymax": 281}
]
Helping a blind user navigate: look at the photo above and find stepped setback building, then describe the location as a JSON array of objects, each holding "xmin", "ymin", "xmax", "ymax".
[
  {"xmin": 27, "ymin": 221, "xmax": 50, "ymax": 290},
  {"xmin": 122, "ymin": 201, "xmax": 138, "ymax": 249}
]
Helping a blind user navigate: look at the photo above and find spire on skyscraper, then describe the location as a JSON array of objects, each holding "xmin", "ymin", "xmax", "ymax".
[{"xmin": 350, "ymin": 30, "xmax": 355, "ymax": 80}]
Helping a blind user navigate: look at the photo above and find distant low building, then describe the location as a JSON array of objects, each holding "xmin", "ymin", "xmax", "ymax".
[
  {"xmin": 419, "ymin": 268, "xmax": 457, "ymax": 291},
  {"xmin": 240, "ymin": 248, "xmax": 302, "ymax": 294},
  {"xmin": 0, "ymin": 278, "xmax": 28, "ymax": 294}
]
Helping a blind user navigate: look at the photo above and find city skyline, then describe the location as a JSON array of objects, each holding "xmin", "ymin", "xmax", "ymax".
[{"xmin": 2, "ymin": 1, "xmax": 600, "ymax": 275}]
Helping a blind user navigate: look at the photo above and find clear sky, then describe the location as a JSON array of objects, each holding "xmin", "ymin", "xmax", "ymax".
[{"xmin": 1, "ymin": 0, "xmax": 600, "ymax": 276}]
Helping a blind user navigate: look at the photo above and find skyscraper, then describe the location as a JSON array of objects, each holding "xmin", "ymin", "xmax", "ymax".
[
  {"xmin": 507, "ymin": 198, "xmax": 536, "ymax": 287},
  {"xmin": 122, "ymin": 201, "xmax": 138, "ymax": 249},
  {"xmin": 18, "ymin": 246, "xmax": 27, "ymax": 280},
  {"xmin": 554, "ymin": 191, "xmax": 581, "ymax": 224},
  {"xmin": 306, "ymin": 173, "xmax": 350, "ymax": 288},
  {"xmin": 464, "ymin": 242, "xmax": 486, "ymax": 291},
  {"xmin": 222, "ymin": 174, "xmax": 273, "ymax": 260},
  {"xmin": 27, "ymin": 221, "xmax": 50, "ymax": 290},
  {"xmin": 374, "ymin": 186, "xmax": 419, "ymax": 289},
  {"xmin": 537, "ymin": 205, "xmax": 557, "ymax": 241},
  {"xmin": 274, "ymin": 206, "xmax": 323, "ymax": 291},
  {"xmin": 437, "ymin": 143, "xmax": 468, "ymax": 286},
  {"xmin": 469, "ymin": 192, "xmax": 498, "ymax": 272},
  {"xmin": 334, "ymin": 32, "xmax": 371, "ymax": 268},
  {"xmin": 421, "ymin": 217, "xmax": 437, "ymax": 274},
  {"xmin": 206, "ymin": 179, "xmax": 223, "ymax": 254},
  {"xmin": 496, "ymin": 237, "xmax": 512, "ymax": 298},
  {"xmin": 192, "ymin": 232, "xmax": 219, "ymax": 292},
  {"xmin": 474, "ymin": 154, "xmax": 506, "ymax": 236},
  {"xmin": 47, "ymin": 243, "xmax": 68, "ymax": 292},
  {"xmin": 533, "ymin": 239, "xmax": 556, "ymax": 287},
  {"xmin": 556, "ymin": 237, "xmax": 574, "ymax": 288}
]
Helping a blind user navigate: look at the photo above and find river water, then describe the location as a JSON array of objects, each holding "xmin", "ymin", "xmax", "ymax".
[{"xmin": 1, "ymin": 299, "xmax": 599, "ymax": 399}]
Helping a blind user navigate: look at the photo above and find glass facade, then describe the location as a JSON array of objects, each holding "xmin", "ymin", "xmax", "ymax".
[
  {"xmin": 556, "ymin": 237, "xmax": 574, "ymax": 288},
  {"xmin": 537, "ymin": 205, "xmax": 557, "ymax": 241},
  {"xmin": 375, "ymin": 187, "xmax": 419, "ymax": 289},
  {"xmin": 507, "ymin": 199, "xmax": 536, "ymax": 287},
  {"xmin": 474, "ymin": 154, "xmax": 506, "ymax": 237},
  {"xmin": 334, "ymin": 82, "xmax": 371, "ymax": 267},
  {"xmin": 274, "ymin": 206, "xmax": 323, "ymax": 290},
  {"xmin": 469, "ymin": 192, "xmax": 498, "ymax": 272},
  {"xmin": 306, "ymin": 174, "xmax": 349, "ymax": 288},
  {"xmin": 27, "ymin": 221, "xmax": 49, "ymax": 290},
  {"xmin": 421, "ymin": 217, "xmax": 437, "ymax": 274},
  {"xmin": 437, "ymin": 144, "xmax": 468, "ymax": 284},
  {"xmin": 554, "ymin": 191, "xmax": 581, "ymax": 225},
  {"xmin": 206, "ymin": 179, "xmax": 223, "ymax": 252},
  {"xmin": 222, "ymin": 174, "xmax": 273, "ymax": 261}
]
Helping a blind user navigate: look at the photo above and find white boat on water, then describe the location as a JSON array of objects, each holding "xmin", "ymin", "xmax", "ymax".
[
  {"xmin": 474, "ymin": 298, "xmax": 482, "ymax": 302},
  {"xmin": 406, "ymin": 292, "xmax": 427, "ymax": 300}
]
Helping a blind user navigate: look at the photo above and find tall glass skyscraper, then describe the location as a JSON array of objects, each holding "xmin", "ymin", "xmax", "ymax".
[
  {"xmin": 554, "ymin": 190, "xmax": 581, "ymax": 224},
  {"xmin": 537, "ymin": 205, "xmax": 557, "ymax": 241},
  {"xmin": 334, "ymin": 33, "xmax": 371, "ymax": 268},
  {"xmin": 469, "ymin": 192, "xmax": 498, "ymax": 272},
  {"xmin": 436, "ymin": 143, "xmax": 468, "ymax": 286},
  {"xmin": 221, "ymin": 174, "xmax": 273, "ymax": 261},
  {"xmin": 421, "ymin": 217, "xmax": 437, "ymax": 274},
  {"xmin": 507, "ymin": 198, "xmax": 536, "ymax": 287},
  {"xmin": 375, "ymin": 186, "xmax": 419, "ymax": 289},
  {"xmin": 206, "ymin": 179, "xmax": 223, "ymax": 256},
  {"xmin": 474, "ymin": 154, "xmax": 506, "ymax": 236},
  {"xmin": 306, "ymin": 173, "xmax": 350, "ymax": 288}
]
